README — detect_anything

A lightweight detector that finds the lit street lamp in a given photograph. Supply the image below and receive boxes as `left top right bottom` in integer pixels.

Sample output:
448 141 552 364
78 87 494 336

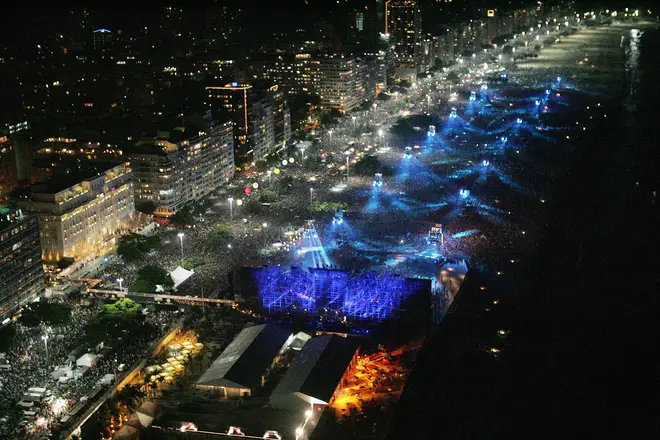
228 197 234 218
117 278 124 292
41 334 49 361
177 232 184 264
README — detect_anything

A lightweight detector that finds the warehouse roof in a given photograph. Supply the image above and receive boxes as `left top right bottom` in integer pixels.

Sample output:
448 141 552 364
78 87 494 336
196 324 290 390
271 335 359 405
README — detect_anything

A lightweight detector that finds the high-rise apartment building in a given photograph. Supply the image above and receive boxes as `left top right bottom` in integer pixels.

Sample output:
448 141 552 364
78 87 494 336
16 163 134 263
307 55 377 113
130 119 235 217
385 0 423 80
92 28 113 51
0 135 19 202
0 207 45 321
486 9 499 44
206 83 290 163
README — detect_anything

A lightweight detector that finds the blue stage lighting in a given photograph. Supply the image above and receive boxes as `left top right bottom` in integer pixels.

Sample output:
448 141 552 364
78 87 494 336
332 209 344 225
469 92 477 101
482 159 490 167
459 188 470 199
557 76 562 81
427 125 436 136
403 146 413 159
546 89 551 95
516 118 523 124
535 100 541 106
449 107 458 119
372 173 384 187
253 267 428 321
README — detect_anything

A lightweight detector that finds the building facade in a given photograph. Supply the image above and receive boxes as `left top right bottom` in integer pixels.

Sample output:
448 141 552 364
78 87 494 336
206 83 290 163
385 0 423 80
17 163 134 263
0 135 19 202
130 119 235 217
308 55 377 113
0 208 45 321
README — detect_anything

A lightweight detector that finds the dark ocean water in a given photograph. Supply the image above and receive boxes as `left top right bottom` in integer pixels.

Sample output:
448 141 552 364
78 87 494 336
386 24 660 440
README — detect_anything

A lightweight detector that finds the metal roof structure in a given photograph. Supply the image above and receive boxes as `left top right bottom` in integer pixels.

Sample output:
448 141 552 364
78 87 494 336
270 335 359 406
196 324 291 390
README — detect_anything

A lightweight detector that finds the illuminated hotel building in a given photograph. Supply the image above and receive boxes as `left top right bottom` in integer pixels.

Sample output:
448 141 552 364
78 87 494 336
385 0 423 80
130 119 235 217
0 207 45 321
16 163 134 263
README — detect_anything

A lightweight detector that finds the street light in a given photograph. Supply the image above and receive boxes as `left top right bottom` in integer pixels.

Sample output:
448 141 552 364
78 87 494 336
309 188 314 210
328 129 333 143
344 151 350 182
117 278 124 292
228 197 234 218
41 334 49 360
177 232 184 264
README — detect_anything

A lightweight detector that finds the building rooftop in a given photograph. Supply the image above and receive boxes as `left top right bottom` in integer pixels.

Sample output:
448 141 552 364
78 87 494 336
30 161 124 194
196 324 291 390
271 335 359 405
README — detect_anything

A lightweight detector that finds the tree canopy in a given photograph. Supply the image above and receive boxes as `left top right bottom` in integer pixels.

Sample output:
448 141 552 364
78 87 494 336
130 265 173 292
243 199 262 215
258 190 277 203
311 201 348 213
19 301 72 327
446 71 460 83
99 298 142 320
208 224 233 246
135 200 157 214
117 233 161 262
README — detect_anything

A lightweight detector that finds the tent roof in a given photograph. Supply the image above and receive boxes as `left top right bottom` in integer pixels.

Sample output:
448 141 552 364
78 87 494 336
170 266 194 289
113 425 139 440
271 335 359 404
196 324 290 390
136 401 162 418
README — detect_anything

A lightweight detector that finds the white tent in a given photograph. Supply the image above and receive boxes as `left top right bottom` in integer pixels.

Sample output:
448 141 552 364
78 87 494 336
169 266 194 290
76 353 98 368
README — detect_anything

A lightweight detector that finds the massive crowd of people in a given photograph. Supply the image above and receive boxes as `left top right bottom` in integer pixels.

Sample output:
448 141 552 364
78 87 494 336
0 300 181 438
0 19 618 440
